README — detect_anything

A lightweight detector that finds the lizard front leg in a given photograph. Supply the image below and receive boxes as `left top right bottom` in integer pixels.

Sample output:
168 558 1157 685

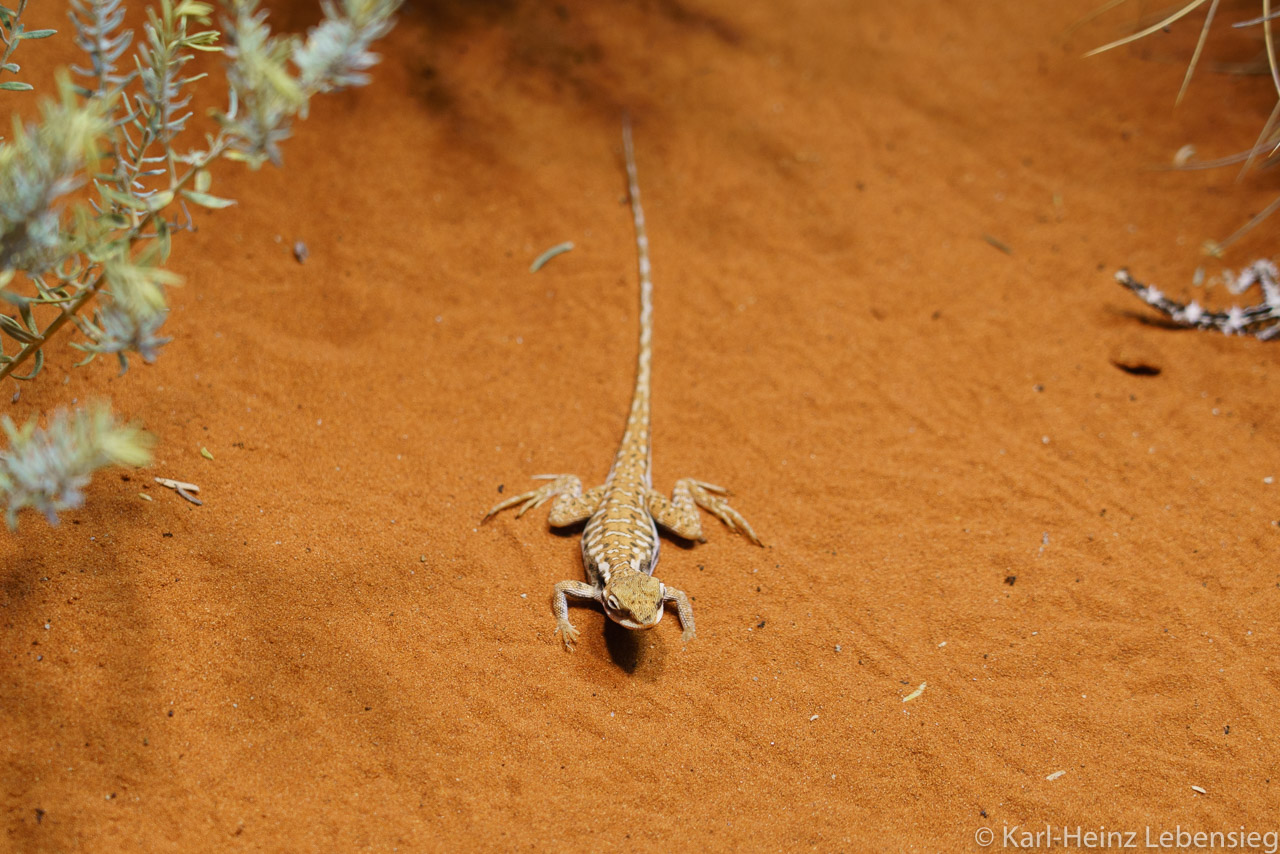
662 584 697 643
484 475 604 526
646 479 762 546
553 579 599 650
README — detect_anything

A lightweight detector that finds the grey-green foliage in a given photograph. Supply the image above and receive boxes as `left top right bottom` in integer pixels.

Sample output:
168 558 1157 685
295 0 397 95
0 87 110 275
0 0 58 93
69 0 133 95
0 0 402 526
0 403 153 528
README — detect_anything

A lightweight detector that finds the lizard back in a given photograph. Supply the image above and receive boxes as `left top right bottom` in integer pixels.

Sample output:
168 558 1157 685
580 122 661 586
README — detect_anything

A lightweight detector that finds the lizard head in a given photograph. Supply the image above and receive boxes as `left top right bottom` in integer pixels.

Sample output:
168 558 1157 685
602 570 665 630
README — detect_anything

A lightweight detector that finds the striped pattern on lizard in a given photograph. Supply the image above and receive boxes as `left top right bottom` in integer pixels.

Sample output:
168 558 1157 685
484 122 762 651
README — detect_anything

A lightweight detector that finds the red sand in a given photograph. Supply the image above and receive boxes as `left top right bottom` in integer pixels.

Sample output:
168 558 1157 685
4 0 1279 850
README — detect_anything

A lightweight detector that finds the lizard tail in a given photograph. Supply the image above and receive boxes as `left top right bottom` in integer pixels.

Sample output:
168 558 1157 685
620 119 654 477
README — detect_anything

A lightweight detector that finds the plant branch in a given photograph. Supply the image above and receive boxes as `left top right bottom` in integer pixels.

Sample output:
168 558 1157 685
0 142 221 382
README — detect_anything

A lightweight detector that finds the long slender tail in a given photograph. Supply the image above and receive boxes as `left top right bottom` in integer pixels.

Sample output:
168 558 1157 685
619 119 655 480
622 121 654 394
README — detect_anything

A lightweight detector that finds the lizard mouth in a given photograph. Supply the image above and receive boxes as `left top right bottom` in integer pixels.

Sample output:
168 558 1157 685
604 608 663 631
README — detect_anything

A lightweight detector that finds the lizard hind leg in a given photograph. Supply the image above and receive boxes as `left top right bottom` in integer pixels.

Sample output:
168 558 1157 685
483 475 603 525
547 483 605 526
647 478 762 546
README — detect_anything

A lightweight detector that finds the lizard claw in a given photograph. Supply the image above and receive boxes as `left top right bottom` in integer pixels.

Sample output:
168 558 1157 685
692 479 729 496
556 619 581 651
687 481 761 546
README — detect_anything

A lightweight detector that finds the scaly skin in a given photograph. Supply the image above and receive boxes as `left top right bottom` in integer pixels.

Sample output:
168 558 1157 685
485 122 761 650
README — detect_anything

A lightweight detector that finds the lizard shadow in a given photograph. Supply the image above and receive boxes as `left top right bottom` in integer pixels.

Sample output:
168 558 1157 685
1111 306 1197 331
602 620 674 681
549 524 586 541
603 619 645 674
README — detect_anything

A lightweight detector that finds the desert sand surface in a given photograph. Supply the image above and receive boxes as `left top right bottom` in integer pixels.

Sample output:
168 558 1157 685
3 0 1279 850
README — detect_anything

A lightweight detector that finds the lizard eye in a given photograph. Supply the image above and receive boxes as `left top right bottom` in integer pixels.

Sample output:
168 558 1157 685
607 595 620 610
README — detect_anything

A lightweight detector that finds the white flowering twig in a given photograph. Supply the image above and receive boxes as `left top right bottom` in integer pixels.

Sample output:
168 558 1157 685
1089 3 1280 335
1116 260 1280 340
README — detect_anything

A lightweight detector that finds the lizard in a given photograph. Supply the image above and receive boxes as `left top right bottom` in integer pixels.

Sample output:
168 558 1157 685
484 121 762 651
